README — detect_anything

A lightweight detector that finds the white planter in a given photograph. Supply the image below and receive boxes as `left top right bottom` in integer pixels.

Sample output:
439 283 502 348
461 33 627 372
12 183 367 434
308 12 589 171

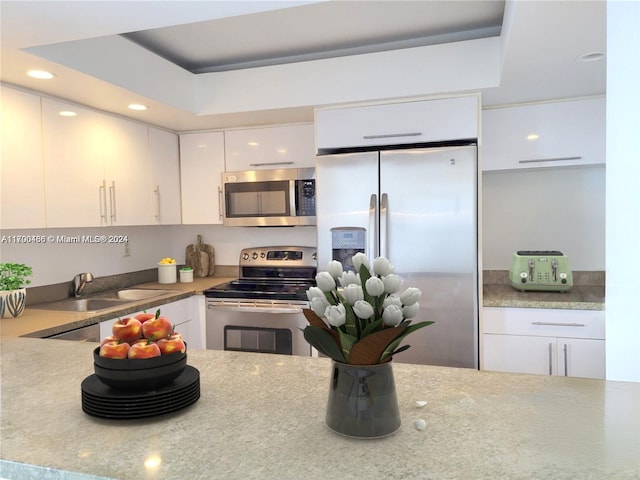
0 288 27 318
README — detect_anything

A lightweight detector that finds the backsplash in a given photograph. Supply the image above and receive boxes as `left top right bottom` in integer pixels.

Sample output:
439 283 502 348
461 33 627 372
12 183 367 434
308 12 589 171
0 224 316 288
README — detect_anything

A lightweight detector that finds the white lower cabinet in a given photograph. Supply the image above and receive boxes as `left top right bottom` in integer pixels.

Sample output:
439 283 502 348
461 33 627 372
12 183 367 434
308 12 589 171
100 296 205 350
482 307 605 379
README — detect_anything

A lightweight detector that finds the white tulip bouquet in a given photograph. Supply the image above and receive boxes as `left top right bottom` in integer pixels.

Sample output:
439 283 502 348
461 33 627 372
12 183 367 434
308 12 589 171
304 253 433 365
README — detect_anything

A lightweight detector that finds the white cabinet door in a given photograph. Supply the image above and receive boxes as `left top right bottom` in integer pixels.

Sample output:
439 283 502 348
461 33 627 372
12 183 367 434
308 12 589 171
1 86 46 229
557 337 606 379
149 128 181 225
482 98 605 171
43 98 152 227
224 124 315 170
42 98 107 227
103 116 151 226
316 96 479 150
483 334 556 375
179 131 225 224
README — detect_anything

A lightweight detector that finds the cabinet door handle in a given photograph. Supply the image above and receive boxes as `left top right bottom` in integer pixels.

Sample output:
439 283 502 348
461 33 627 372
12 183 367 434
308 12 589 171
368 194 378 261
108 181 117 222
248 161 294 167
563 343 568 377
154 185 160 220
518 156 582 164
99 181 107 223
548 342 553 375
532 322 585 327
380 193 388 259
218 186 223 221
363 132 422 140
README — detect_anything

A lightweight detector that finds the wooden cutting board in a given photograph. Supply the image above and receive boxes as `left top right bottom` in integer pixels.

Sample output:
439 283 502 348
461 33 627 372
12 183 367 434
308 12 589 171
185 235 215 277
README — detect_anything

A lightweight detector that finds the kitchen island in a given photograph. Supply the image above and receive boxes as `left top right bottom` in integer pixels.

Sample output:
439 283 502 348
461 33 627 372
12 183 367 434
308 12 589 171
1 337 638 479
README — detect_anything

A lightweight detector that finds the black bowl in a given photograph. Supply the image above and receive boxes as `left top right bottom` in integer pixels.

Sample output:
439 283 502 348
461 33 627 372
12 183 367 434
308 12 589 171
93 346 187 391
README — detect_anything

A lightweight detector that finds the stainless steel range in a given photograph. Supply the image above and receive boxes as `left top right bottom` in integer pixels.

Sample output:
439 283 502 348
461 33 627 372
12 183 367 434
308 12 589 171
204 246 317 356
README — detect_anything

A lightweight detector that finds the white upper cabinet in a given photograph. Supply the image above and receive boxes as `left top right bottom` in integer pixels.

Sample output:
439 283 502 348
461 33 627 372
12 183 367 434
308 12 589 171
42 98 151 227
1 86 46 229
224 124 315 171
315 95 479 150
149 128 181 225
179 131 225 225
481 97 605 171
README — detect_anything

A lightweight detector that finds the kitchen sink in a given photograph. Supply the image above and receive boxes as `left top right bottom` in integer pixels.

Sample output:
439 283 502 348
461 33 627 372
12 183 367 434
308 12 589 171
93 289 175 301
35 289 175 312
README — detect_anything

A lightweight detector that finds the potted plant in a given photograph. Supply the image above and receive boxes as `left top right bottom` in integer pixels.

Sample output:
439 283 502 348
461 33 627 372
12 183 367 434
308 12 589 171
0 263 32 318
303 253 433 438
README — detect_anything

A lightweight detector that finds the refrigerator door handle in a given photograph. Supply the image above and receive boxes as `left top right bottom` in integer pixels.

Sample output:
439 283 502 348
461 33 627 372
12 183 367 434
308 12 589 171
369 194 378 261
380 193 388 259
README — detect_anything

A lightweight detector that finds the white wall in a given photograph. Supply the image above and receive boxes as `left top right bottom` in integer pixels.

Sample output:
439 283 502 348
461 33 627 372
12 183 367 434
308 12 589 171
605 0 640 383
0 225 316 287
482 165 605 271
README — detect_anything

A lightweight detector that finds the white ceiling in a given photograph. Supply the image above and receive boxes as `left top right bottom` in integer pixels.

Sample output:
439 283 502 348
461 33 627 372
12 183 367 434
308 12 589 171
0 0 606 132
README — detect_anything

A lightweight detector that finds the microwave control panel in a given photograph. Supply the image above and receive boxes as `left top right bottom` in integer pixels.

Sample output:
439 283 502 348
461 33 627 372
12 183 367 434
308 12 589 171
295 179 316 216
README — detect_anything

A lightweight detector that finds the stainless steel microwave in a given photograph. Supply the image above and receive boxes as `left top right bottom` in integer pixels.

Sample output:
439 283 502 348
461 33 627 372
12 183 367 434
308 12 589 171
222 168 316 227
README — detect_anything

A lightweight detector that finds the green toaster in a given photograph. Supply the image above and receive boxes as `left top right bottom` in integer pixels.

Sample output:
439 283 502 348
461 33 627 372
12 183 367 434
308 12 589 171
508 251 573 292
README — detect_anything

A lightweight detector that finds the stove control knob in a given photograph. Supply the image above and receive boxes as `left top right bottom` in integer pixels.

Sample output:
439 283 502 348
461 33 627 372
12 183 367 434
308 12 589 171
242 253 250 261
252 252 259 259
261 252 266 258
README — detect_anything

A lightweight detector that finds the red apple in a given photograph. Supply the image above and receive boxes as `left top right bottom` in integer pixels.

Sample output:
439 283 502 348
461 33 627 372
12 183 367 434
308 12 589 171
134 312 155 324
157 333 186 355
112 317 142 342
128 338 161 359
141 315 172 340
99 340 130 359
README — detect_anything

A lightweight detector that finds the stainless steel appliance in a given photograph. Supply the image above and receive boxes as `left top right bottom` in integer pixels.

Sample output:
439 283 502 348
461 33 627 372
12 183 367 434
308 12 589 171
222 168 316 227
316 144 479 368
205 246 316 356
509 250 573 292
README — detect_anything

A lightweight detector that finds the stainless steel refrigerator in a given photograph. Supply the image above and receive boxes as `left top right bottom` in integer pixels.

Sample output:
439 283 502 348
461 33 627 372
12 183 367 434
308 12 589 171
316 144 478 368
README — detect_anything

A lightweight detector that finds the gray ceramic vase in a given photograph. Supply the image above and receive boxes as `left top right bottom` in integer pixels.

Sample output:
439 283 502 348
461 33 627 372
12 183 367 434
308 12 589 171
325 360 401 438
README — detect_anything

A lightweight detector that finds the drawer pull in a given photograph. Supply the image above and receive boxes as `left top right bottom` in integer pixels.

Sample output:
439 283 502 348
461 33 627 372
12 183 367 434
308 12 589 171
532 322 585 327
518 156 582 164
363 132 422 140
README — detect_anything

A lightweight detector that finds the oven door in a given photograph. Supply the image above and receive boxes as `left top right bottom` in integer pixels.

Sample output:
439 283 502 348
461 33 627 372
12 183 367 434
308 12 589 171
205 299 311 356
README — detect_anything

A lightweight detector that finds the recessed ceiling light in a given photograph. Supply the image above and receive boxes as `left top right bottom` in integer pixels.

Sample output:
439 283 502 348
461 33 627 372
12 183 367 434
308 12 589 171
27 70 55 79
527 134 539 141
58 111 77 117
247 141 259 147
128 103 147 111
578 52 605 62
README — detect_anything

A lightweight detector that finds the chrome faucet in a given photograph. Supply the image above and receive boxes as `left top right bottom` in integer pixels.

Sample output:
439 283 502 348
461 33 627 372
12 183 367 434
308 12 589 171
73 272 94 297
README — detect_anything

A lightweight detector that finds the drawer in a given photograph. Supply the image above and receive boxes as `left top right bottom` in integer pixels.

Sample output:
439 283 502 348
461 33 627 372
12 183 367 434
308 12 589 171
482 307 605 339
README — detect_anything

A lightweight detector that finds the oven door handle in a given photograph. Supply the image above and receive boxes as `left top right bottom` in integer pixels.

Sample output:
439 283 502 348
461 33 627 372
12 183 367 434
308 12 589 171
207 304 305 314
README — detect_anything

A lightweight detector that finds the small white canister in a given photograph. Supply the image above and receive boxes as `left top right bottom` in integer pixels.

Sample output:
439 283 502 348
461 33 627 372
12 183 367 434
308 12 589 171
179 267 194 283
158 263 177 284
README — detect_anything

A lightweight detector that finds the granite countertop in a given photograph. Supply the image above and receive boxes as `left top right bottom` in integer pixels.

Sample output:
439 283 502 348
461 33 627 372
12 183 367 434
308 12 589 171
1 337 639 480
483 270 605 310
0 276 235 339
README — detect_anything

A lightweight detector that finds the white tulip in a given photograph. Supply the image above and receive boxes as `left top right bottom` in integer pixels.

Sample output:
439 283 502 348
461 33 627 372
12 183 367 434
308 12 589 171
353 300 375 320
383 295 402 309
325 304 346 327
338 271 359 287
327 260 344 279
315 271 336 292
352 252 370 273
343 284 364 305
310 296 330 317
382 274 403 294
365 276 385 297
306 286 324 302
403 302 420 319
400 287 422 306
382 304 404 326
372 257 394 276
